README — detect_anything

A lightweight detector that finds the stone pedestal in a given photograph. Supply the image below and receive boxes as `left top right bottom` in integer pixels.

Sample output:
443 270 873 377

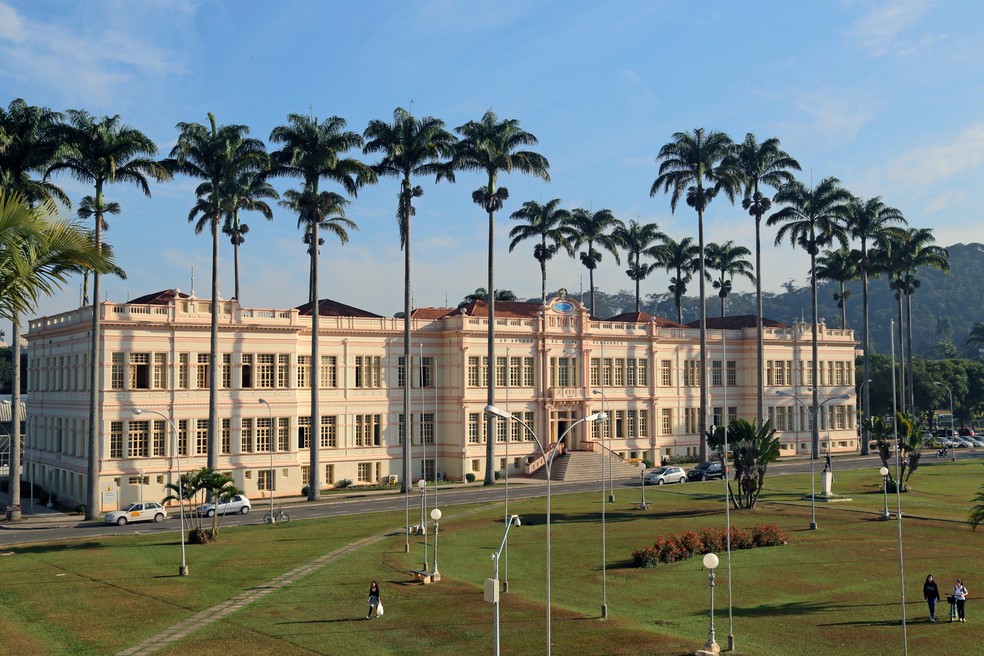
821 471 833 497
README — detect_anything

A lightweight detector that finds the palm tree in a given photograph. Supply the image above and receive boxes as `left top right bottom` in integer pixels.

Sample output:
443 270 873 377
566 208 622 316
50 111 169 520
844 195 905 454
0 99 69 208
814 248 859 329
726 133 800 427
612 219 666 313
167 113 265 471
768 177 851 459
658 236 700 323
508 199 573 304
270 114 374 500
704 240 754 317
364 107 456 494
74 195 120 304
452 110 549 486
966 323 984 352
463 288 518 303
221 167 278 302
886 227 950 413
651 128 737 463
970 483 984 530
0 193 117 519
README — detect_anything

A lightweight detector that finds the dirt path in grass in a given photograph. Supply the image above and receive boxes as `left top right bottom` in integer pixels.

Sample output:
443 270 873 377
116 531 391 656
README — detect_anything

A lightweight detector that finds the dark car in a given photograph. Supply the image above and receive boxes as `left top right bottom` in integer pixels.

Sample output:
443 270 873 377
687 461 725 481
959 427 976 437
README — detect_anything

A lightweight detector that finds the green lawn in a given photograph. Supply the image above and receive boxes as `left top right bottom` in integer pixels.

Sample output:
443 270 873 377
2 459 981 655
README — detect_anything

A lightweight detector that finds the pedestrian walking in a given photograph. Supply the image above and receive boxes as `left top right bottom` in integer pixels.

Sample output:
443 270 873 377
366 580 382 619
923 574 941 622
953 579 968 622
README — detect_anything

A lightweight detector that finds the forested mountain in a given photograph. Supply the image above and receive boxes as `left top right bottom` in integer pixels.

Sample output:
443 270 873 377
562 242 983 359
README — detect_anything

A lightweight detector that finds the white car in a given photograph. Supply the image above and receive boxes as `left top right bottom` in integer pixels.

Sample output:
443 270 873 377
197 494 251 517
643 466 687 485
105 502 167 525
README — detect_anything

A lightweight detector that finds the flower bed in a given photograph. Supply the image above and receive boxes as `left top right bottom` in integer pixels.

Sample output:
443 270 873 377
631 523 786 568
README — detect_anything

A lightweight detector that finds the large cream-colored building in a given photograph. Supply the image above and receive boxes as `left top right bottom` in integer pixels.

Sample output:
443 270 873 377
24 290 858 511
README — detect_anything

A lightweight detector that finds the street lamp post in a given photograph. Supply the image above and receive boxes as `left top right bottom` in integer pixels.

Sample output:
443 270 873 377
776 391 850 530
697 552 720 656
430 507 442 576
418 478 428 570
933 382 956 462
133 407 188 576
258 399 275 524
879 466 891 520
485 405 606 656
489 514 521 656
638 462 647 509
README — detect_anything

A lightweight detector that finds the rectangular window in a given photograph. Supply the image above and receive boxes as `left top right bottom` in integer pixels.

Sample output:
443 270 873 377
508 357 521 387
496 416 508 442
712 361 723 386
128 420 149 457
495 357 507 387
197 354 209 388
467 356 480 387
550 357 578 387
590 358 600 386
257 354 275 388
153 353 167 389
638 409 649 437
241 418 254 453
660 409 672 436
178 353 190 389
241 354 254 388
326 464 335 486
712 407 723 427
301 465 309 487
684 361 700 387
727 361 737 386
257 417 272 452
196 420 208 455
685 407 699 434
152 420 166 457
355 415 379 447
468 413 482 444
420 413 434 444
419 356 434 387
613 358 625 386
222 354 231 389
398 356 406 388
129 353 151 389
602 358 612 386
625 358 636 387
472 459 481 472
321 355 337 388
177 420 188 456
321 416 337 448
728 406 738 424
111 353 125 389
110 421 124 458
258 469 272 491
221 418 231 454
278 417 290 451
661 360 672 387
297 356 311 388
357 462 373 483
614 410 625 438
523 357 535 387
278 354 290 388
298 417 311 449
354 356 381 388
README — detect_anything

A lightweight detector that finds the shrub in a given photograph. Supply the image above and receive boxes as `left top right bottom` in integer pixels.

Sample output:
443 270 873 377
494 470 501 480
728 525 753 550
698 527 727 553
75 504 86 516
335 479 352 489
465 473 476 483
300 485 309 497
678 530 705 555
751 523 786 547
632 545 661 568
188 528 217 544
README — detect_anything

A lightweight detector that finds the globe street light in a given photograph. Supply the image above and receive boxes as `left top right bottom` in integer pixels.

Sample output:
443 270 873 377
430 507 442 577
488 514 521 656
485 405 607 656
697 552 720 656
879 466 891 520
133 407 188 576
776 391 850 530
257 398 276 524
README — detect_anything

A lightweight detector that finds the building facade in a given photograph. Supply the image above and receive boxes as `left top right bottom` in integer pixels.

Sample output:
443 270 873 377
24 290 858 511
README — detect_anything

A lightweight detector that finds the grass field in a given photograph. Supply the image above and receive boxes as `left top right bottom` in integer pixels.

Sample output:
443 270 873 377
1 459 981 655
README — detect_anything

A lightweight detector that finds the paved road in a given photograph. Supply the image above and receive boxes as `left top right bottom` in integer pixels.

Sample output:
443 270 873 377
2 449 979 548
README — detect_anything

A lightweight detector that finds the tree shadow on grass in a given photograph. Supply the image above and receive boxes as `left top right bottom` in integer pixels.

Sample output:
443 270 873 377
517 507 722 527
276 617 366 625
3 540 104 555
728 599 913 619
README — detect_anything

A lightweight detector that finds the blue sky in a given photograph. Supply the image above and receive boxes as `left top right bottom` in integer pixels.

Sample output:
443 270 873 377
2 0 982 328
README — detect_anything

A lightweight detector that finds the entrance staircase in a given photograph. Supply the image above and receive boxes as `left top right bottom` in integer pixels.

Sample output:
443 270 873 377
530 450 643 483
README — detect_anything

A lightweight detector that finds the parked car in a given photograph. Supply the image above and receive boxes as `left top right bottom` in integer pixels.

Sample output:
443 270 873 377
959 427 977 437
643 466 687 485
964 436 984 447
686 461 725 481
197 494 251 517
951 437 973 448
104 502 167 525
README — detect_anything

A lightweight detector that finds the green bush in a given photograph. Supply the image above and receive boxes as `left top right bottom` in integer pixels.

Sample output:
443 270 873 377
465 473 476 483
336 479 352 489
300 485 309 497
632 523 786 567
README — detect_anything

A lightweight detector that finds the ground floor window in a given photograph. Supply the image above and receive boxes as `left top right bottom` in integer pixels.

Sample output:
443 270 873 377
358 462 373 483
471 459 480 472
258 469 272 491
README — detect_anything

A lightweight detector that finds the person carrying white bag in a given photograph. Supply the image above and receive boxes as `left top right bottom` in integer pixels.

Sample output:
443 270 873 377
366 580 383 619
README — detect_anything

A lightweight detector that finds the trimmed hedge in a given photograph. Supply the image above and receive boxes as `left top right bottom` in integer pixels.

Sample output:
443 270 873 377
632 524 786 568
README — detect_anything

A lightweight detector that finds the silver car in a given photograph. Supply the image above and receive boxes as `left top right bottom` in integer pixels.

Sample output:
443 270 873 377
105 502 167 525
197 494 251 517
643 466 687 485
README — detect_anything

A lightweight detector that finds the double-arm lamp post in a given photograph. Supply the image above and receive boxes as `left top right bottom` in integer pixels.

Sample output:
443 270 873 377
775 391 850 530
484 405 607 656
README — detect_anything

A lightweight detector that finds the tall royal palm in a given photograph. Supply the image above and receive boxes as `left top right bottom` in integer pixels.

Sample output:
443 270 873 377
613 219 666 313
768 177 851 459
726 133 800 425
364 107 455 494
221 166 278 302
844 195 905 454
270 114 374 500
652 129 736 463
74 196 119 304
52 111 169 520
452 110 549 485
705 240 754 317
0 193 117 520
566 208 622 316
168 113 265 470
658 236 700 324
508 199 573 304
814 248 859 330
887 227 950 413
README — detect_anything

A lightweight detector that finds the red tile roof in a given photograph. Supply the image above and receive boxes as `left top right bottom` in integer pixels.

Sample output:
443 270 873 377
456 300 541 318
128 289 192 305
295 298 383 318
686 314 790 329
604 311 688 328
410 307 457 320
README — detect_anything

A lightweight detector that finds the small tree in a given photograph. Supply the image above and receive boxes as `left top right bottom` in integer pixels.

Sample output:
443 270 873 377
867 415 895 481
706 419 780 509
165 467 241 543
970 482 984 530
897 412 929 489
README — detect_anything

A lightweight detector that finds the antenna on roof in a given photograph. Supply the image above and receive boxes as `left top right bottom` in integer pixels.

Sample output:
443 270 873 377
190 266 195 297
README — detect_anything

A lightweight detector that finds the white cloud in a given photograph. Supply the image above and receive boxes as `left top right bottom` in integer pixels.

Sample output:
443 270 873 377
846 0 936 57
885 123 984 190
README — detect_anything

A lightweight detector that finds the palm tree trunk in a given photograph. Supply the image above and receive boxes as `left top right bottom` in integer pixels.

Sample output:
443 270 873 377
589 260 596 317
755 213 764 426
635 270 641 314
905 291 915 414
810 250 820 460
207 213 220 471
85 200 104 520
309 219 321 501
861 266 871 456
839 283 847 329
540 255 547 306
82 271 90 306
8 315 22 520
233 225 241 301
896 292 906 413
697 209 708 463
485 181 496 486
402 188 412 495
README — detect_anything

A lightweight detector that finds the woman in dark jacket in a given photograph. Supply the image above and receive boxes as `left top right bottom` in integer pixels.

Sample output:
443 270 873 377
924 574 941 622
366 580 381 619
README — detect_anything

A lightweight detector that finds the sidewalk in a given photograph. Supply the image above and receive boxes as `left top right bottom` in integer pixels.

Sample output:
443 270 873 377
0 489 87 530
